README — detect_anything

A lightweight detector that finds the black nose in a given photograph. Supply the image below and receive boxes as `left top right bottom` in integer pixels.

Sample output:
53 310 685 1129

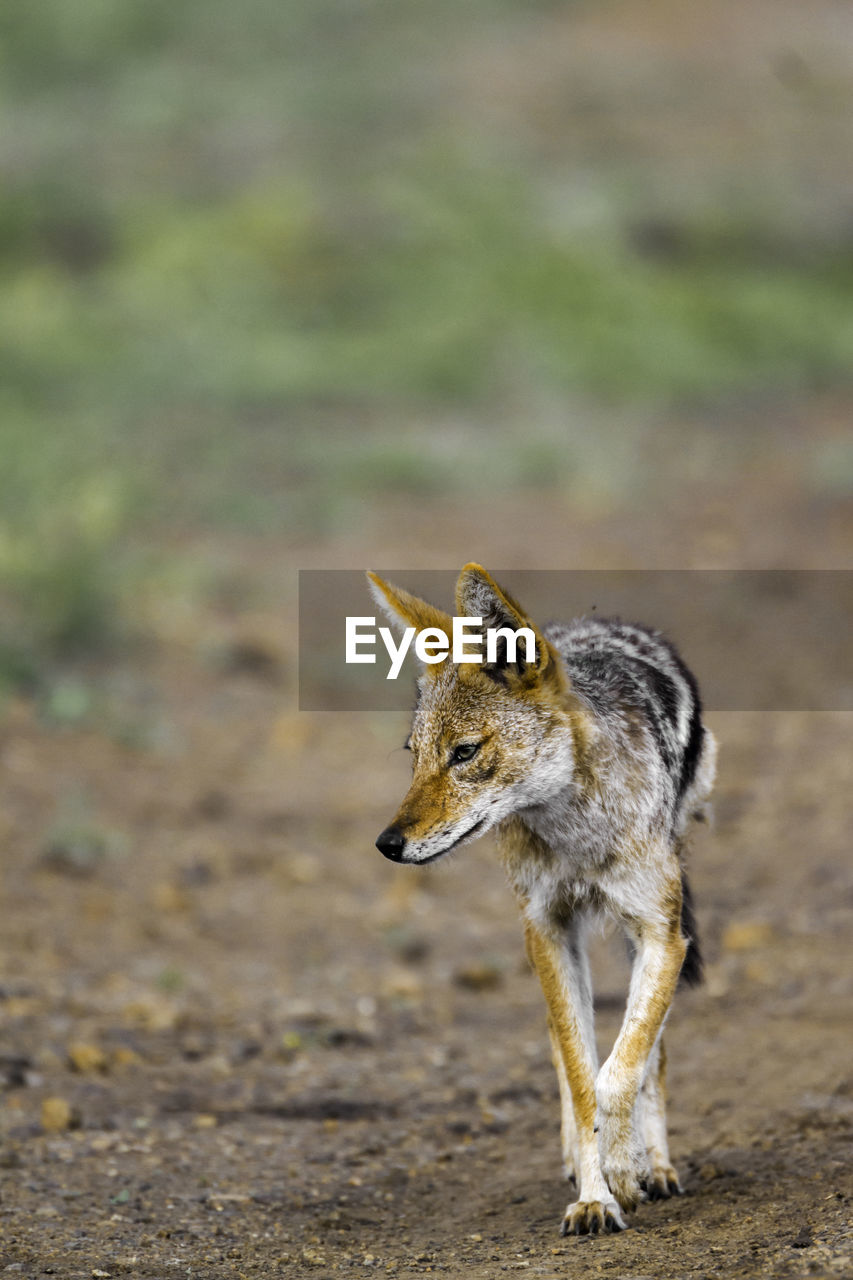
376 826 407 862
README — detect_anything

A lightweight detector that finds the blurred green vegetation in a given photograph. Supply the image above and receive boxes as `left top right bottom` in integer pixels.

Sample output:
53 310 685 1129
1 0 852 690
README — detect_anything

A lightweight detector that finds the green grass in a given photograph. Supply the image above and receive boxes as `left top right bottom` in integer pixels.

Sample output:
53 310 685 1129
1 0 852 686
5 165 852 418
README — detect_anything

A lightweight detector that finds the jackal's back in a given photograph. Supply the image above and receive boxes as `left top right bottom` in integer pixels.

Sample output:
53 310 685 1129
545 616 710 819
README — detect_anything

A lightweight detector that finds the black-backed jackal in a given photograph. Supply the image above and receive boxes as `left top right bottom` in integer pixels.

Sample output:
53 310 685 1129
369 564 716 1236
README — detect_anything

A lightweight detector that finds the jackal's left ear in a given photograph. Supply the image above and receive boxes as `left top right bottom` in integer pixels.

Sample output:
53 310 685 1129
366 572 452 641
455 563 563 689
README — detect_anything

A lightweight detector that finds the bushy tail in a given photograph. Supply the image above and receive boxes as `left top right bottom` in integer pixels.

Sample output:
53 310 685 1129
678 869 703 987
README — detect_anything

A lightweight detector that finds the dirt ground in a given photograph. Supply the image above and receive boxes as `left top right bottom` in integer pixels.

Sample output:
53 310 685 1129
0 475 851 1280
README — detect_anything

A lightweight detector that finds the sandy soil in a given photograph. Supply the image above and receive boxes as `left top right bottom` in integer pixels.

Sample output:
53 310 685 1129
0 488 851 1279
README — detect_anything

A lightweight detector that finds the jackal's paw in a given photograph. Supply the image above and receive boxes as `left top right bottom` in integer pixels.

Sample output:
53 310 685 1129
643 1165 682 1201
601 1163 646 1214
560 1199 626 1236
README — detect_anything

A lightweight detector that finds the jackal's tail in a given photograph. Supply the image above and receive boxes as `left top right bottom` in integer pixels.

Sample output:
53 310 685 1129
678 869 703 988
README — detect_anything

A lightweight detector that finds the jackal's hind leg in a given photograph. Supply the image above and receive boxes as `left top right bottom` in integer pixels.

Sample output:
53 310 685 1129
639 1037 682 1200
548 1023 578 1184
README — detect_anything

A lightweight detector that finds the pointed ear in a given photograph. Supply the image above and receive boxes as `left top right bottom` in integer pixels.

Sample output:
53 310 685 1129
455 563 563 690
455 563 530 632
366 572 452 641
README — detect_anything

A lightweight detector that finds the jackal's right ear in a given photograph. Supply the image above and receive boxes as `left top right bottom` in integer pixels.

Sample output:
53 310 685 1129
366 572 452 640
455 563 564 691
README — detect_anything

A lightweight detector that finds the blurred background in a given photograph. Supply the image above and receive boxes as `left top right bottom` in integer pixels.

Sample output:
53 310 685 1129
1 2 851 1275
2 0 852 701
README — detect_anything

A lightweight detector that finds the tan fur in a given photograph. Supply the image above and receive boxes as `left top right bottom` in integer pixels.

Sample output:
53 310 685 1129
366 573 452 657
525 922 598 1140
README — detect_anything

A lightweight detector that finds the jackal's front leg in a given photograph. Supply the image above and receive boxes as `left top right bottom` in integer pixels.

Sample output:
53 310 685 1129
525 922 626 1235
595 911 687 1214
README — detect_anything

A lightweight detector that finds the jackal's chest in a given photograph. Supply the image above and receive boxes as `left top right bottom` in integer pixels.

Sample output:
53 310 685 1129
518 793 619 861
497 800 619 907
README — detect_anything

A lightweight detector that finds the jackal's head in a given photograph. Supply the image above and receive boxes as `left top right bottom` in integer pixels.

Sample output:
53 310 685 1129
369 564 578 865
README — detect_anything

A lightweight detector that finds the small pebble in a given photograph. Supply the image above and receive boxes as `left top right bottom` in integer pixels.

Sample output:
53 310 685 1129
721 921 774 952
41 1097 73 1133
453 963 503 991
68 1042 108 1074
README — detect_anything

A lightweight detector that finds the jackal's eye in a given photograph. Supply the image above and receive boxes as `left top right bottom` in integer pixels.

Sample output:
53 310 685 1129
450 742 480 765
